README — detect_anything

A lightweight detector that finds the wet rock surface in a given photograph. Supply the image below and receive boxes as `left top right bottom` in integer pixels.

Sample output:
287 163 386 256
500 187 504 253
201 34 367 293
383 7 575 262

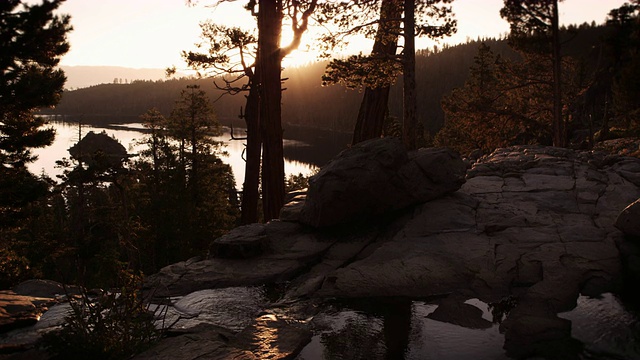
4 145 640 359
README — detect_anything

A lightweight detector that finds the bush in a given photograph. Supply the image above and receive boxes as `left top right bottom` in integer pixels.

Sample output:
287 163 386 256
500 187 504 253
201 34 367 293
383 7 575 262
43 270 165 359
0 248 32 289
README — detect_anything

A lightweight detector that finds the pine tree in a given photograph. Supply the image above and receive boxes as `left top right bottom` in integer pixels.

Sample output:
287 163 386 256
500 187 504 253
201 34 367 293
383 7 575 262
0 0 71 236
319 0 456 148
438 43 517 154
500 0 564 146
607 1 640 132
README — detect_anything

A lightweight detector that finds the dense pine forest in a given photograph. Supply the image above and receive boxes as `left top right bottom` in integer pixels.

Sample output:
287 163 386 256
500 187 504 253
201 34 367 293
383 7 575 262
43 22 607 136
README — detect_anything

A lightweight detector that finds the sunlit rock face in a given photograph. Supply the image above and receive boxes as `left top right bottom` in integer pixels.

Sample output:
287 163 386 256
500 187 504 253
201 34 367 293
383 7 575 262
296 137 467 227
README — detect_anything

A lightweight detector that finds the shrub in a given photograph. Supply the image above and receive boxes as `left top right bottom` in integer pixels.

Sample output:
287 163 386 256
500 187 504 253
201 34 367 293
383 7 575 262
43 270 165 359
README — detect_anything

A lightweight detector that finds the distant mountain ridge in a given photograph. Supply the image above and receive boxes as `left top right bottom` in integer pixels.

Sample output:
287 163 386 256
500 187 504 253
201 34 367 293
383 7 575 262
61 66 179 89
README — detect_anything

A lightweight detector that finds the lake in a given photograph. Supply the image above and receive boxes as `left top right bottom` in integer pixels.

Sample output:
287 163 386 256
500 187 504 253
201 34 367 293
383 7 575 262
30 119 351 188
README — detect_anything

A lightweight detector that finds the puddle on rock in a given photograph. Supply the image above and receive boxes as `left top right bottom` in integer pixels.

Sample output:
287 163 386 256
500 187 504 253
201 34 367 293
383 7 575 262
559 293 640 359
297 299 508 360
297 294 640 360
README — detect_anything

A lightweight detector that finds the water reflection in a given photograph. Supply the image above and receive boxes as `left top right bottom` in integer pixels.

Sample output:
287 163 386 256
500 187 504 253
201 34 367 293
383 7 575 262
297 294 640 360
559 293 640 359
297 299 510 360
29 121 341 188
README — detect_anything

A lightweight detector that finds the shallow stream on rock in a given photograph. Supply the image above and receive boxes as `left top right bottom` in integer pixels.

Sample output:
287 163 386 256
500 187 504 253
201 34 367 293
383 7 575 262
296 294 640 360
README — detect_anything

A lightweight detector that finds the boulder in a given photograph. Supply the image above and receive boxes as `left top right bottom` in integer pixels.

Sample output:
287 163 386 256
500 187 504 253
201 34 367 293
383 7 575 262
297 138 467 227
12 279 65 298
133 324 249 360
317 146 639 305
616 198 640 238
210 224 269 259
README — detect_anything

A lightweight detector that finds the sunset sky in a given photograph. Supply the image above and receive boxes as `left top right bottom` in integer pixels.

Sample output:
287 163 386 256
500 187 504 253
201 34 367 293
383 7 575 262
48 0 628 70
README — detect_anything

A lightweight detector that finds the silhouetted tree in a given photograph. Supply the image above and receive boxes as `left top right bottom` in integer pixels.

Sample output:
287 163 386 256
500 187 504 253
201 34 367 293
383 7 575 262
0 0 70 166
438 43 515 154
168 85 221 203
320 0 456 148
606 1 640 132
184 0 317 221
321 0 402 145
255 0 318 221
181 23 263 224
129 99 238 271
0 0 71 283
501 0 564 146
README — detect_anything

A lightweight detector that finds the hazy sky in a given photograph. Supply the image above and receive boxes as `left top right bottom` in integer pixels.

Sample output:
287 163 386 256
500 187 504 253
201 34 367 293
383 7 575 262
50 0 627 69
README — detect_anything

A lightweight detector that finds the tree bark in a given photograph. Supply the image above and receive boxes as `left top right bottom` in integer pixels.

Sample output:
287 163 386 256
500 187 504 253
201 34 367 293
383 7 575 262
353 87 392 144
551 0 564 147
240 75 262 224
258 0 285 221
352 0 402 146
402 0 417 150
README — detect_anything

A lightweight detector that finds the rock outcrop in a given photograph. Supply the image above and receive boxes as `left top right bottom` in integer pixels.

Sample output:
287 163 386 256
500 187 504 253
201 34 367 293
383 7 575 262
4 144 640 360
291 138 467 227
140 145 640 358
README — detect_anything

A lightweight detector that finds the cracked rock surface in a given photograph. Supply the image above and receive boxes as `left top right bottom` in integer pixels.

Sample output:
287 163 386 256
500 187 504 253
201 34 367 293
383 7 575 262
134 145 640 358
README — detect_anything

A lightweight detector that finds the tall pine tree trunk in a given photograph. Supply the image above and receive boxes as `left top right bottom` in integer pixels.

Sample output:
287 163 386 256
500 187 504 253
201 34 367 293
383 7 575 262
402 0 417 150
258 0 285 221
352 0 402 145
353 87 392 144
551 0 564 147
240 75 262 224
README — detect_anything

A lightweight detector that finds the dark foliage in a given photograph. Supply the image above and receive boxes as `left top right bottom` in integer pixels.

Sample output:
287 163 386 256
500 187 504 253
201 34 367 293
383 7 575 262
1 0 71 287
43 271 163 360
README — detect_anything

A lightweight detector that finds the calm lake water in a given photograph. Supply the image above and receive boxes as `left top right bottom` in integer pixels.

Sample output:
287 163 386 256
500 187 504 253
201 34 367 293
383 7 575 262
30 120 348 187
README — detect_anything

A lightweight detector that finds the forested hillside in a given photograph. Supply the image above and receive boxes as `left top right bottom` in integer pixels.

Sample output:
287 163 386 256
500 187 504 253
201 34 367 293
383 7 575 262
42 23 606 135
